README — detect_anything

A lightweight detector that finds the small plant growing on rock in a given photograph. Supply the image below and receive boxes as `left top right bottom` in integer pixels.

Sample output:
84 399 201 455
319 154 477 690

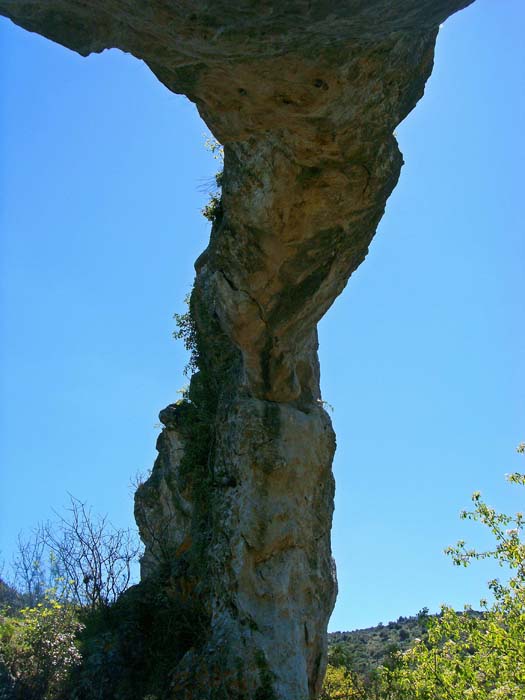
201 135 223 223
173 293 199 376
201 193 222 222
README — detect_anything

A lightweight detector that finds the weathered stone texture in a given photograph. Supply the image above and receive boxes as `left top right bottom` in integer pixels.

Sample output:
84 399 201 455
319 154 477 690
0 1 476 697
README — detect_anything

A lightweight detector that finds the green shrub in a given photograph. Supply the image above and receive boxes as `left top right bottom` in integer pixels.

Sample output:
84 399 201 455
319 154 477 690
379 450 525 699
0 595 83 700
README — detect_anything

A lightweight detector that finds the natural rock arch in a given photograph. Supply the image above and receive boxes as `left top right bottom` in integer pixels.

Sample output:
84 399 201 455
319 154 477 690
0 2 476 698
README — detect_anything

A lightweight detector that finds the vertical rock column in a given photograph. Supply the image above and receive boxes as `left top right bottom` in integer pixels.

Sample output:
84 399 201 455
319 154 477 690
135 71 422 692
135 150 340 697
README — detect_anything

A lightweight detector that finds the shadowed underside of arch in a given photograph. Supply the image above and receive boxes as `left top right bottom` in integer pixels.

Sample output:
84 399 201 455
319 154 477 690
0 1 475 697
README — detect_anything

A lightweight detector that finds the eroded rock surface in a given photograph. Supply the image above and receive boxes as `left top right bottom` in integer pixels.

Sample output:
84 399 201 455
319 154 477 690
0 1 475 697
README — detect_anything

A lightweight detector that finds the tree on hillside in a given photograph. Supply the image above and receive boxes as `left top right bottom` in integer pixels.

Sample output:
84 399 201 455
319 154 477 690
322 443 525 700
379 443 525 699
11 497 140 609
1 498 142 700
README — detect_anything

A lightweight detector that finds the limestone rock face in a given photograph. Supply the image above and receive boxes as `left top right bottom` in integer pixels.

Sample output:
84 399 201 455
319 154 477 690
1 1 476 697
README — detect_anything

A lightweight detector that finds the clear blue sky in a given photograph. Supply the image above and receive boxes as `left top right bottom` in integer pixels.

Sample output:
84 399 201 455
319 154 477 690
0 0 523 632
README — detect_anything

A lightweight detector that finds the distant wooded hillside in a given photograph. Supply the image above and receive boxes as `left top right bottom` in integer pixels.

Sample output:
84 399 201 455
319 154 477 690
328 613 429 675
